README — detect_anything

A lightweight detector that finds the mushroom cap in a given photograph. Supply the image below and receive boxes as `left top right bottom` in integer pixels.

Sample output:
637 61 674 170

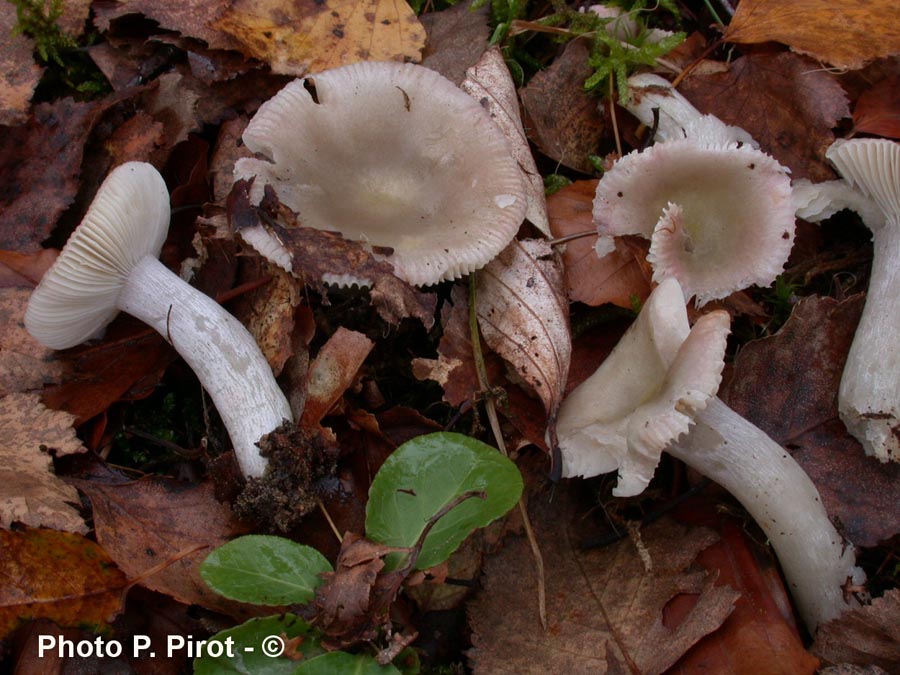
593 137 795 304
826 138 900 226
234 61 527 286
25 162 170 349
556 277 730 495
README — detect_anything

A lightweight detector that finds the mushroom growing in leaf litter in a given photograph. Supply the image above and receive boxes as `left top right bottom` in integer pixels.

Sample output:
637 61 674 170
25 162 292 478
793 138 899 462
234 61 527 286
593 73 795 305
556 277 864 631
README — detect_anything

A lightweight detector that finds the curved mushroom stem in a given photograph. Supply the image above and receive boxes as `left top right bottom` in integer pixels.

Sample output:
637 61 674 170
839 218 900 460
668 397 864 631
119 256 292 478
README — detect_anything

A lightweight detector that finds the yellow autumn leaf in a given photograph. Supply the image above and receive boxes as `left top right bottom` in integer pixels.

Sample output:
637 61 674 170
213 0 427 76
724 0 900 70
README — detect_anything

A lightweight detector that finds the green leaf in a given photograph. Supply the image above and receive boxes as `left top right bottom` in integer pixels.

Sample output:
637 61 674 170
293 651 401 675
194 615 322 675
365 432 523 570
201 535 333 605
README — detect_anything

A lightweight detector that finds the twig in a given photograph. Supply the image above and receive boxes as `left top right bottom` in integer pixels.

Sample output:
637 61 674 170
468 273 548 630
317 497 343 544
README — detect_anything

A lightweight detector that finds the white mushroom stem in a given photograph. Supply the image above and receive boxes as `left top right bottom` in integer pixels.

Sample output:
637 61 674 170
119 256 292 478
668 397 864 630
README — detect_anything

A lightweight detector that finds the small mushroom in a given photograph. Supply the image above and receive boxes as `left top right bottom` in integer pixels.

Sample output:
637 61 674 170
557 277 863 631
235 61 527 286
791 138 899 461
25 162 292 478
593 74 795 305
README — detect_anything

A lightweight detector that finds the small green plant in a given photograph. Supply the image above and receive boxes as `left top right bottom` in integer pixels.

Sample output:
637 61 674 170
544 173 572 195
196 432 523 674
11 0 109 97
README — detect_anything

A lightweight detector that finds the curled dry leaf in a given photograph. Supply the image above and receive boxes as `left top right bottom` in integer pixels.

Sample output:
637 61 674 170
301 327 374 427
813 590 900 672
724 0 900 71
0 393 88 534
547 180 651 308
461 48 549 236
213 0 427 75
475 239 570 437
421 0 490 85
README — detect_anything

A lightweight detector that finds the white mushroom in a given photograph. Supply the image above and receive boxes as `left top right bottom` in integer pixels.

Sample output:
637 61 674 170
791 138 899 461
234 61 527 286
25 162 292 478
593 74 795 305
557 276 863 631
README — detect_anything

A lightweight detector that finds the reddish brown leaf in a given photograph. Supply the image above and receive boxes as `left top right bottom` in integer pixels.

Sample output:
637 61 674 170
679 52 850 181
724 0 900 71
670 498 820 675
722 295 900 547
0 529 127 640
853 75 900 139
76 478 260 619
547 180 651 308
813 590 900 671
301 327 374 427
520 38 606 174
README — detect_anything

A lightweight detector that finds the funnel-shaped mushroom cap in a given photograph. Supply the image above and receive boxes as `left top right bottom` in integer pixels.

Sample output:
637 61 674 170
25 162 170 349
557 277 730 495
593 137 794 304
826 138 900 225
235 61 527 286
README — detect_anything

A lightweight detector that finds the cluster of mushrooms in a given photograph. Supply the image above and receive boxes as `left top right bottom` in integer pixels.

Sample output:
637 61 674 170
25 62 897 634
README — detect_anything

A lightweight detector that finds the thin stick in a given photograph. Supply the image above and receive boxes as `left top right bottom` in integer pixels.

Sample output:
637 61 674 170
609 75 623 158
468 273 548 630
317 497 343 543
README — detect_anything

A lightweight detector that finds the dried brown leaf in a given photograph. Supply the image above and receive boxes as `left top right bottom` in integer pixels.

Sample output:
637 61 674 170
0 529 126 640
76 478 259 618
476 239 570 429
421 0 490 85
853 75 900 139
0 393 88 533
547 180 651 308
0 2 43 126
461 48 549 236
813 590 900 671
213 0 426 76
240 263 302 376
301 327 374 427
0 288 65 397
722 295 900 547
520 38 605 174
679 52 849 181
724 0 900 71
467 490 738 675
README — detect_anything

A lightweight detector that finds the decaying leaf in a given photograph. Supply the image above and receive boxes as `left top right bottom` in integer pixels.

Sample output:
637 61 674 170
476 239 570 435
76 479 259 618
421 0 490 85
813 590 900 672
0 2 43 126
301 327 374 427
722 295 900 547
853 75 900 139
724 0 900 71
213 0 427 75
229 181 437 329
546 180 651 308
519 38 605 174
0 529 127 640
0 288 65 397
461 48 549 236
240 262 302 376
0 393 88 534
467 489 738 675
679 52 850 181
